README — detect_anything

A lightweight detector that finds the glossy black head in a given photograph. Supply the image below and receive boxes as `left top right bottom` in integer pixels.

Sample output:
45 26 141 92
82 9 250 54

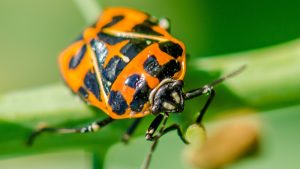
150 79 184 115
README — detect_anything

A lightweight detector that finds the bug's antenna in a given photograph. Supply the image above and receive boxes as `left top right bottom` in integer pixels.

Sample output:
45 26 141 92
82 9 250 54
209 64 246 87
184 65 246 100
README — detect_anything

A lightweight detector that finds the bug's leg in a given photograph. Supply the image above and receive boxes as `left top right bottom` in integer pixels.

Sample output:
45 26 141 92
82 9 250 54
145 114 164 141
122 118 143 143
161 123 189 144
195 88 215 123
184 65 246 121
185 85 216 124
143 113 169 169
27 117 114 146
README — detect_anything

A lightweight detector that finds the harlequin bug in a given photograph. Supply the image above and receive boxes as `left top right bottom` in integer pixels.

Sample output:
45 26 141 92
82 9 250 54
28 7 245 169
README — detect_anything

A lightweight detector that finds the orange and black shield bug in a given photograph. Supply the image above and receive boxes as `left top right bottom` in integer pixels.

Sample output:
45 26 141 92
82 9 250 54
28 7 245 169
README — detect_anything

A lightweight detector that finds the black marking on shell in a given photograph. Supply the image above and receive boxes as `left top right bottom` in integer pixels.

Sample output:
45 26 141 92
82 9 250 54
132 24 162 36
159 41 183 58
156 60 181 80
98 32 127 45
125 74 141 89
103 15 125 28
142 18 158 26
143 55 161 77
102 56 127 83
69 44 87 69
84 70 101 100
144 55 181 81
78 87 88 100
90 39 111 95
120 39 151 60
108 91 128 115
130 80 150 112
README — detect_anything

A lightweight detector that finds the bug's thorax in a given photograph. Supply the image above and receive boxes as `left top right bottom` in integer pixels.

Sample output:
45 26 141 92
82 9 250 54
149 78 184 115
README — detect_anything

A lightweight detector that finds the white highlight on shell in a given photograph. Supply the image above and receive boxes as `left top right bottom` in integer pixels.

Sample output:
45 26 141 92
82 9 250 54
92 39 108 64
123 56 130 63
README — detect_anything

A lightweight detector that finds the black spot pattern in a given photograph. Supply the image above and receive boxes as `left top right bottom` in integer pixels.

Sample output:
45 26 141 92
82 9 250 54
78 87 88 99
120 39 151 60
108 91 128 115
69 44 87 69
142 18 157 26
103 15 124 28
130 80 151 112
156 60 181 80
132 24 162 36
102 56 127 83
84 71 101 100
98 32 126 45
143 55 161 76
125 74 141 88
159 41 183 59
144 55 181 81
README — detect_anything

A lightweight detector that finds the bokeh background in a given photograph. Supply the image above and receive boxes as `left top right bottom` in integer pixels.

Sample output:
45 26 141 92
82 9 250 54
2 0 300 94
0 0 299 169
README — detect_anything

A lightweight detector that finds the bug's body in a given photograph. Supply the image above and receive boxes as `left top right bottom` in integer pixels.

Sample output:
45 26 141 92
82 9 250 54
29 7 244 169
59 8 186 119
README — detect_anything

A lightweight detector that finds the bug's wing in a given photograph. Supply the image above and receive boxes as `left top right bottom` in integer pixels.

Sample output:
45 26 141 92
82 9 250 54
58 38 109 114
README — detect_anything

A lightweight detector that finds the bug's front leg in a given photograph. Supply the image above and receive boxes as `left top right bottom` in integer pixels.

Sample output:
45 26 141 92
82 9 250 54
184 85 216 124
27 117 114 146
145 114 164 141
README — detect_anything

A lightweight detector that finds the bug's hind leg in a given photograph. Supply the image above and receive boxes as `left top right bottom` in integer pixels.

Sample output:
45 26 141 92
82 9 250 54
121 118 143 144
27 117 114 146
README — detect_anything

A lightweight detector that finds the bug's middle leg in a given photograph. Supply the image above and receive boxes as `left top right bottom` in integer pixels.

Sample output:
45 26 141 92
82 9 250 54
122 118 143 143
27 117 114 146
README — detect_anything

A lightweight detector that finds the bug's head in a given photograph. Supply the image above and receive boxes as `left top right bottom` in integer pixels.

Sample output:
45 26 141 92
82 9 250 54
149 79 184 115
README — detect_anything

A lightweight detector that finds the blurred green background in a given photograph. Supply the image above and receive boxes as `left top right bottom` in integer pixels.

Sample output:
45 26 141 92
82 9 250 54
2 0 300 94
0 0 300 169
